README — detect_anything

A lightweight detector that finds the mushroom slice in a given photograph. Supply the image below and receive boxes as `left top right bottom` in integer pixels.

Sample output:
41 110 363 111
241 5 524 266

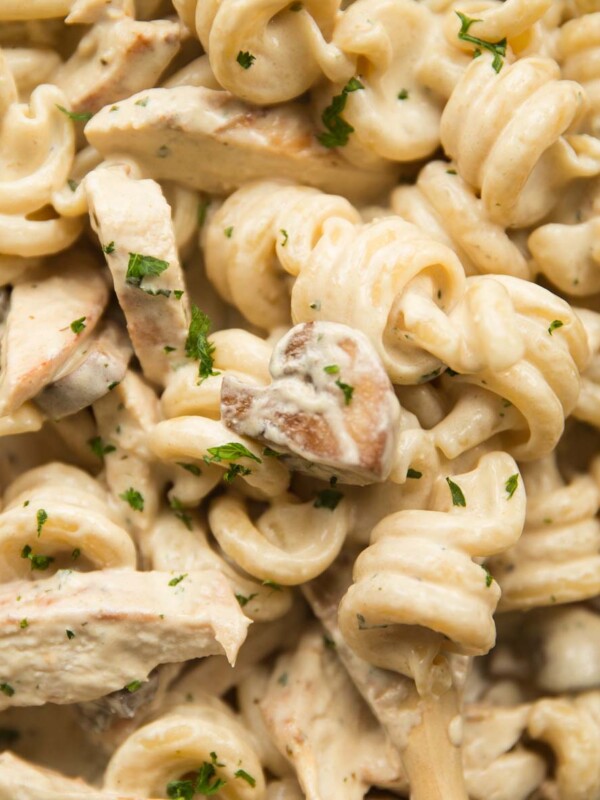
221 321 401 485
0 253 109 416
0 568 249 709
260 626 406 799
34 322 132 419
84 87 400 205
54 14 181 115
85 165 189 386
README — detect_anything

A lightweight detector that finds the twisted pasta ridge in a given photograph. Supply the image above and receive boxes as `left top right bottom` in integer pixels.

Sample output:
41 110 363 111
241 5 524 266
560 12 600 137
441 53 600 227
462 703 547 800
527 693 600 800
204 180 360 331
0 462 136 581
208 489 355 585
490 455 600 610
574 308 600 429
391 160 531 279
179 0 351 105
104 693 266 798
338 451 525 694
0 50 82 257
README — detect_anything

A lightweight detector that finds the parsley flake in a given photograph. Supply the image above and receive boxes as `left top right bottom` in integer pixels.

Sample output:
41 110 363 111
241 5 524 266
56 104 93 122
102 240 115 254
66 629 75 640
456 11 507 73
119 487 144 512
135 96 149 107
0 683 14 697
406 468 422 479
235 592 258 607
19 619 28 629
323 364 340 374
223 463 252 483
125 253 169 287
88 436 116 459
125 680 142 693
280 228 289 246
67 178 78 192
21 544 54 571
548 319 564 335
335 379 354 405
263 446 283 458
166 781 194 800
318 77 364 148
224 225 234 238
36 509 48 536
398 88 409 100
235 770 256 788
236 50 256 69
176 462 201 476
169 573 188 587
446 477 466 507
482 565 494 588
505 473 519 499
262 579 283 591
185 305 220 383
72 548 81 560
205 443 261 464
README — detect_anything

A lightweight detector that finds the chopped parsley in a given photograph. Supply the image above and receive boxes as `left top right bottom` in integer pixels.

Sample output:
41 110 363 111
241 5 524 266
482 565 494 588
169 497 192 530
548 319 564 335
69 316 86 334
280 228 289 246
318 77 364 148
446 169 457 175
125 253 169 287
174 290 184 300
309 300 321 310
168 573 187 587
21 544 54 571
36 509 48 536
236 50 256 69
235 592 258 607
323 364 340 374
88 436 116 459
176 462 201 476
19 619 28 629
224 464 252 482
505 473 519 499
72 548 81 560
224 226 234 238
0 683 14 697
108 381 120 391
398 88 409 100
102 241 115 254
205 443 261 464
446 477 466 507
185 305 220 383
164 345 176 353
166 780 194 800
125 680 142 693
262 579 283 591
67 179 78 192
66 629 75 640
313 488 343 510
235 770 256 788
323 634 336 649
456 11 507 73
263 446 283 458
168 760 227 797
56 104 93 122
406 468 422 479
335 379 354 405
135 96 149 107
119 487 144 512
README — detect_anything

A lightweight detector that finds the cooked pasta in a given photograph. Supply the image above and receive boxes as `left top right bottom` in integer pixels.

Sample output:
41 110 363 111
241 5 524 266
1 0 600 797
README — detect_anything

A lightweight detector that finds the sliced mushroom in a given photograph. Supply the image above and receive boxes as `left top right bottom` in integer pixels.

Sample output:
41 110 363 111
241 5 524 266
84 87 400 205
0 253 109 416
34 322 132 419
221 321 401 485
0 568 250 709
54 13 181 115
85 164 189 386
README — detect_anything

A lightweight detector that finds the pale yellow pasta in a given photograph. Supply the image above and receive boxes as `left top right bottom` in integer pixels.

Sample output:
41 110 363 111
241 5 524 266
338 451 525 694
103 695 266 799
490 455 600 610
0 463 136 581
560 12 600 136
441 53 600 227
208 489 354 585
574 308 600 429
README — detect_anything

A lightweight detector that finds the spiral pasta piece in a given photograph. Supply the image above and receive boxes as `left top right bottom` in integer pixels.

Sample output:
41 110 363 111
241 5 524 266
0 463 136 581
338 451 525 693
441 53 600 227
560 12 600 136
185 0 351 105
490 455 600 610
208 489 354 585
527 694 600 800
0 51 81 257
104 694 266 799
391 160 531 279
574 308 600 429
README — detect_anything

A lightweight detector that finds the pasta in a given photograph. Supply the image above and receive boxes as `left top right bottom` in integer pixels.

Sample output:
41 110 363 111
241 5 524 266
1 1 599 798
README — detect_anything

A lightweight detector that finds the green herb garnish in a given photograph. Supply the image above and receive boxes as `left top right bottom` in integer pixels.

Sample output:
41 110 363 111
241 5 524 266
119 487 144 512
456 11 507 73
446 477 466 507
318 77 364 148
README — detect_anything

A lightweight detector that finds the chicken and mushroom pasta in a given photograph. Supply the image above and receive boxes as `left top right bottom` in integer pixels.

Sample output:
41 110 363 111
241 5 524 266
0 1 599 799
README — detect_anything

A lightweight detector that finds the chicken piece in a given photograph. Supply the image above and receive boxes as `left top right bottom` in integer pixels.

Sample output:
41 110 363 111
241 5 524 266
34 323 131 420
221 322 400 485
260 626 406 800
0 752 141 800
0 568 249 709
84 87 400 205
0 254 109 416
85 165 189 386
54 13 180 115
